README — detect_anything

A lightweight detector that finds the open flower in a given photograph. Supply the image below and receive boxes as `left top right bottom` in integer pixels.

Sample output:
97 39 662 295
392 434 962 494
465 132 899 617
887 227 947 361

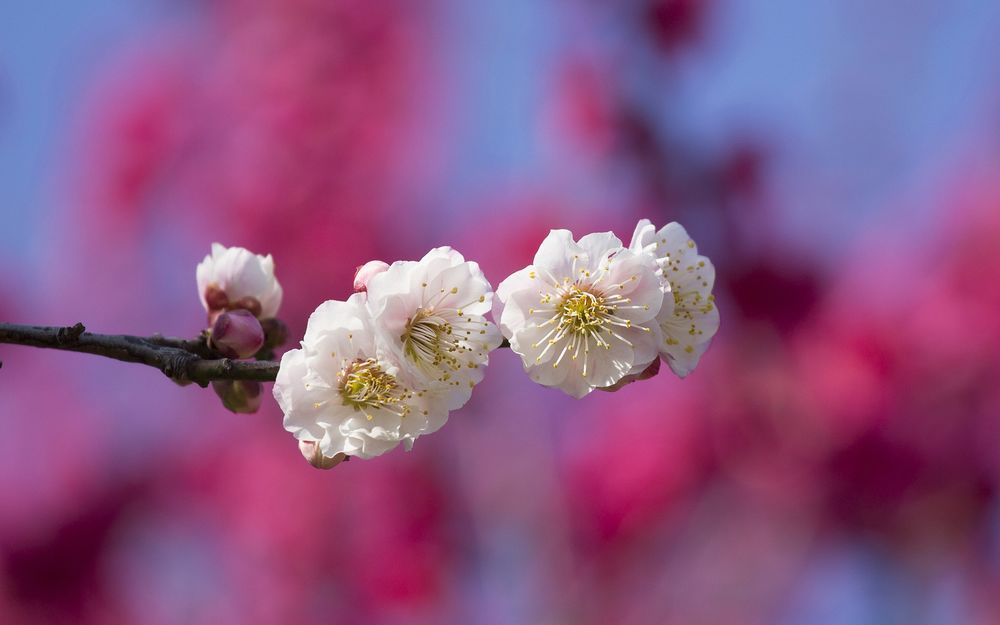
273 293 449 461
365 247 502 409
196 243 283 320
630 219 719 377
495 230 664 398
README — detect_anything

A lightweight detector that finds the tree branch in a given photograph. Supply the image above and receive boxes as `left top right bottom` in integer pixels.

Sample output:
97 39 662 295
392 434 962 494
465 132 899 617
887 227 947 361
0 322 278 386
0 322 512 388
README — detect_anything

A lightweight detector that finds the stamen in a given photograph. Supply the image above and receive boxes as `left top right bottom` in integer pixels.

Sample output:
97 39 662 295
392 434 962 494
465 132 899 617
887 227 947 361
402 308 481 380
339 358 410 417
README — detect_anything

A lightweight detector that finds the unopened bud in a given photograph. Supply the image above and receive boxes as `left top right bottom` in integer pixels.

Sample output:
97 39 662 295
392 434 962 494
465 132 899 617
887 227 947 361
209 309 265 359
353 260 390 292
207 309 224 327
299 440 346 470
212 379 263 413
260 318 288 349
600 358 661 392
204 284 230 312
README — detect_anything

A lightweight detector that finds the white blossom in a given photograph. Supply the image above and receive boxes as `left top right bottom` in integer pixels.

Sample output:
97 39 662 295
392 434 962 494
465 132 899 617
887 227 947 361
365 247 502 410
273 293 449 460
630 219 719 377
196 243 283 319
495 230 664 398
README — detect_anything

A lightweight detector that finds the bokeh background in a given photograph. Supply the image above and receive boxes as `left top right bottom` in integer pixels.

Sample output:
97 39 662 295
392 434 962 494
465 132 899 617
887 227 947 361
3 1 1000 623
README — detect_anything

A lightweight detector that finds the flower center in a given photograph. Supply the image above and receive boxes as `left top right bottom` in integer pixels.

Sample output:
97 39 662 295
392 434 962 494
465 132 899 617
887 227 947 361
340 358 409 418
402 309 466 379
557 288 612 337
531 283 647 373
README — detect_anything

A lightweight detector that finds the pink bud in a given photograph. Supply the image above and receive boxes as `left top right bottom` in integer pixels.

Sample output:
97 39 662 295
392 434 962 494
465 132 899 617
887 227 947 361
353 260 390 292
207 309 225 327
212 380 263 413
299 440 346 470
209 309 265 359
599 357 661 392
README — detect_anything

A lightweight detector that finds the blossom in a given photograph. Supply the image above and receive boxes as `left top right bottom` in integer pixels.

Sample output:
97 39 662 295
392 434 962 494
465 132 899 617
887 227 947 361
365 247 502 409
195 243 283 319
495 230 664 398
273 293 449 460
630 219 719 377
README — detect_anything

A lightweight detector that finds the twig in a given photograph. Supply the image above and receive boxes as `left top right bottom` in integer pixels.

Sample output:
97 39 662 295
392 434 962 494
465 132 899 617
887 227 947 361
0 322 513 388
0 322 277 386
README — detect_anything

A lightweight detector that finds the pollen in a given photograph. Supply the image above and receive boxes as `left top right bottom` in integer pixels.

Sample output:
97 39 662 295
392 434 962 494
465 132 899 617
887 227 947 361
339 358 410 416
557 287 611 337
402 308 479 379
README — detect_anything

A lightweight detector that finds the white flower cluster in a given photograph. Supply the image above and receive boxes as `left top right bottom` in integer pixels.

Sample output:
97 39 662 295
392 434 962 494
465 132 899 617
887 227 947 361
495 219 719 397
273 248 502 462
250 219 718 466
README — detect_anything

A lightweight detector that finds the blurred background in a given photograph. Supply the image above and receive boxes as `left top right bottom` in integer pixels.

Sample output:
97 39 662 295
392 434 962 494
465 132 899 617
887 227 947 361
2 0 1000 623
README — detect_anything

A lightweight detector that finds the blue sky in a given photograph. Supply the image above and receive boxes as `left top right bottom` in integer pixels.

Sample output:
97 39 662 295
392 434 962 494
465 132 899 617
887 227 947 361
3 0 1000 267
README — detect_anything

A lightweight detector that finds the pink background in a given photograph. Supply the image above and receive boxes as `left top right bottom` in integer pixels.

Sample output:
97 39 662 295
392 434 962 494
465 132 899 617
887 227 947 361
2 1 1000 623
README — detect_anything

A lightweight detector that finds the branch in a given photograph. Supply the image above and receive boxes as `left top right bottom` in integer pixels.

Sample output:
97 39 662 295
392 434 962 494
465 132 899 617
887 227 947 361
0 322 512 388
0 322 278 386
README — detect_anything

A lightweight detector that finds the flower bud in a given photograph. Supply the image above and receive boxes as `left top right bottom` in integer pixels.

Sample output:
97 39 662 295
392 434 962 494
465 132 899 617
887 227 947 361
599 358 661 392
207 309 225 327
353 260 390 292
212 379 263 413
197 244 283 319
260 318 288 349
209 309 265 359
299 440 346 470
